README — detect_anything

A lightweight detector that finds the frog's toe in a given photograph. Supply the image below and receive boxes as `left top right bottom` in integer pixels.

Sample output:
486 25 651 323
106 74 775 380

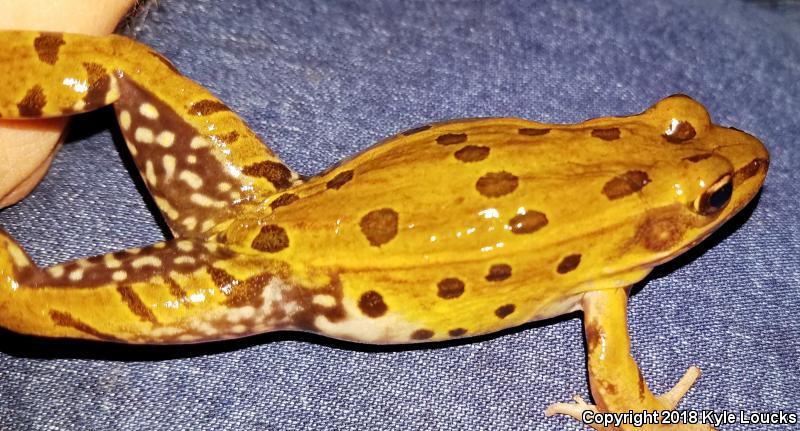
545 394 597 421
657 365 702 409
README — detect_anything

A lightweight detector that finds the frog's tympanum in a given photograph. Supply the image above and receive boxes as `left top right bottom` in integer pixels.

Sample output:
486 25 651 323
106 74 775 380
0 31 768 430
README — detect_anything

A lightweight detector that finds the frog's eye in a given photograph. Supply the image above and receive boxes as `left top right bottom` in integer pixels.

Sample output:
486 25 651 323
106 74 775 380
693 175 732 215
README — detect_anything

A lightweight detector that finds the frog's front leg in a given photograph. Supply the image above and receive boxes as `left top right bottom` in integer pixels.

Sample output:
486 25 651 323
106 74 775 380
546 288 715 431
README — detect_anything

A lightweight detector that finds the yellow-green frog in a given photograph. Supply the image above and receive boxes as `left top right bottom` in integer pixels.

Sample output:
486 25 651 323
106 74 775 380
0 31 768 430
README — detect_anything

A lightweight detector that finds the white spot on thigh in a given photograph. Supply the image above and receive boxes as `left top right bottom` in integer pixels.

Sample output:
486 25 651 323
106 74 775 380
46 266 65 277
190 136 210 149
201 220 216 232
68 269 84 282
154 197 179 220
163 155 176 180
126 141 138 156
187 155 197 164
226 306 256 323
105 76 120 104
119 110 131 130
139 103 159 119
190 193 217 207
112 270 128 281
231 324 247 334
179 170 203 189
8 246 30 268
135 127 154 144
145 160 157 186
150 326 183 337
156 131 175 148
217 182 232 192
312 294 337 308
176 241 194 252
182 217 198 230
104 254 122 269
131 256 162 268
174 256 195 265
153 242 167 249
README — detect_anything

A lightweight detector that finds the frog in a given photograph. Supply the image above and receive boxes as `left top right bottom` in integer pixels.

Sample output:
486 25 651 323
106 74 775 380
0 31 769 430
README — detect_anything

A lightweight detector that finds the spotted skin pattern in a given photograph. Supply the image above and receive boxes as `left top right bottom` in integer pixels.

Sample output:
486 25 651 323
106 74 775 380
0 31 770 430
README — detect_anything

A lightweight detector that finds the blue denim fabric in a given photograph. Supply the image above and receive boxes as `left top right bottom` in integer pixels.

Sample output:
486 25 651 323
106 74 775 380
1 1 798 430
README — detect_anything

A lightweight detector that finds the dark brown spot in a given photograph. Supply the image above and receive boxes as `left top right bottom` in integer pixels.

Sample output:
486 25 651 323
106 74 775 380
251 225 290 253
518 127 550 136
585 320 601 352
166 278 190 304
485 264 512 282
476 171 518 197
637 369 647 399
326 170 354 190
448 328 467 337
602 381 619 395
358 290 387 317
591 128 621 140
270 193 299 210
454 145 490 163
557 254 581 274
508 211 548 234
82 62 111 109
208 267 238 289
437 278 465 299
684 153 713 163
242 161 293 190
189 99 230 116
636 212 685 252
402 124 431 135
149 50 180 73
117 285 158 324
33 32 65 65
663 121 696 143
411 329 434 340
212 130 239 144
359 208 399 247
495 304 515 319
436 133 468 145
17 85 46 117
223 273 271 307
734 157 768 185
49 310 121 341
602 170 651 200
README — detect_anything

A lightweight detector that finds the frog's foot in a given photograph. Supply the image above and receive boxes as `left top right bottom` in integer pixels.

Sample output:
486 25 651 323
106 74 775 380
545 394 597 421
658 366 701 409
544 367 702 419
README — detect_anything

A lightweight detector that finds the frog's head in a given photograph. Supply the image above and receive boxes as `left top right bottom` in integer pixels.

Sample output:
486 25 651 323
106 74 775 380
628 94 769 261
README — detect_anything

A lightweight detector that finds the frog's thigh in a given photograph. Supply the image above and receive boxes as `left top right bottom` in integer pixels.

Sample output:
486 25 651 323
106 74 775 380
548 288 713 431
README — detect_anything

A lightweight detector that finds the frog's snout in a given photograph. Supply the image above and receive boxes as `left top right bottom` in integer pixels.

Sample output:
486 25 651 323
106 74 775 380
706 126 769 217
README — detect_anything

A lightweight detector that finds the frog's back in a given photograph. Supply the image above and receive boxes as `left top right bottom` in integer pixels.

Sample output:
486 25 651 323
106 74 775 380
218 95 768 344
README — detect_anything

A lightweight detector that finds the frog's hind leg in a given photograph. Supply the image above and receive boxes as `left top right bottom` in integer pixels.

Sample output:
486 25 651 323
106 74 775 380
545 288 715 431
0 227 303 343
0 30 302 237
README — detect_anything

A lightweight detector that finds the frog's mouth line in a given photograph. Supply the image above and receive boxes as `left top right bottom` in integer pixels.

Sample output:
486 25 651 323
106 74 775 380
645 169 766 270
